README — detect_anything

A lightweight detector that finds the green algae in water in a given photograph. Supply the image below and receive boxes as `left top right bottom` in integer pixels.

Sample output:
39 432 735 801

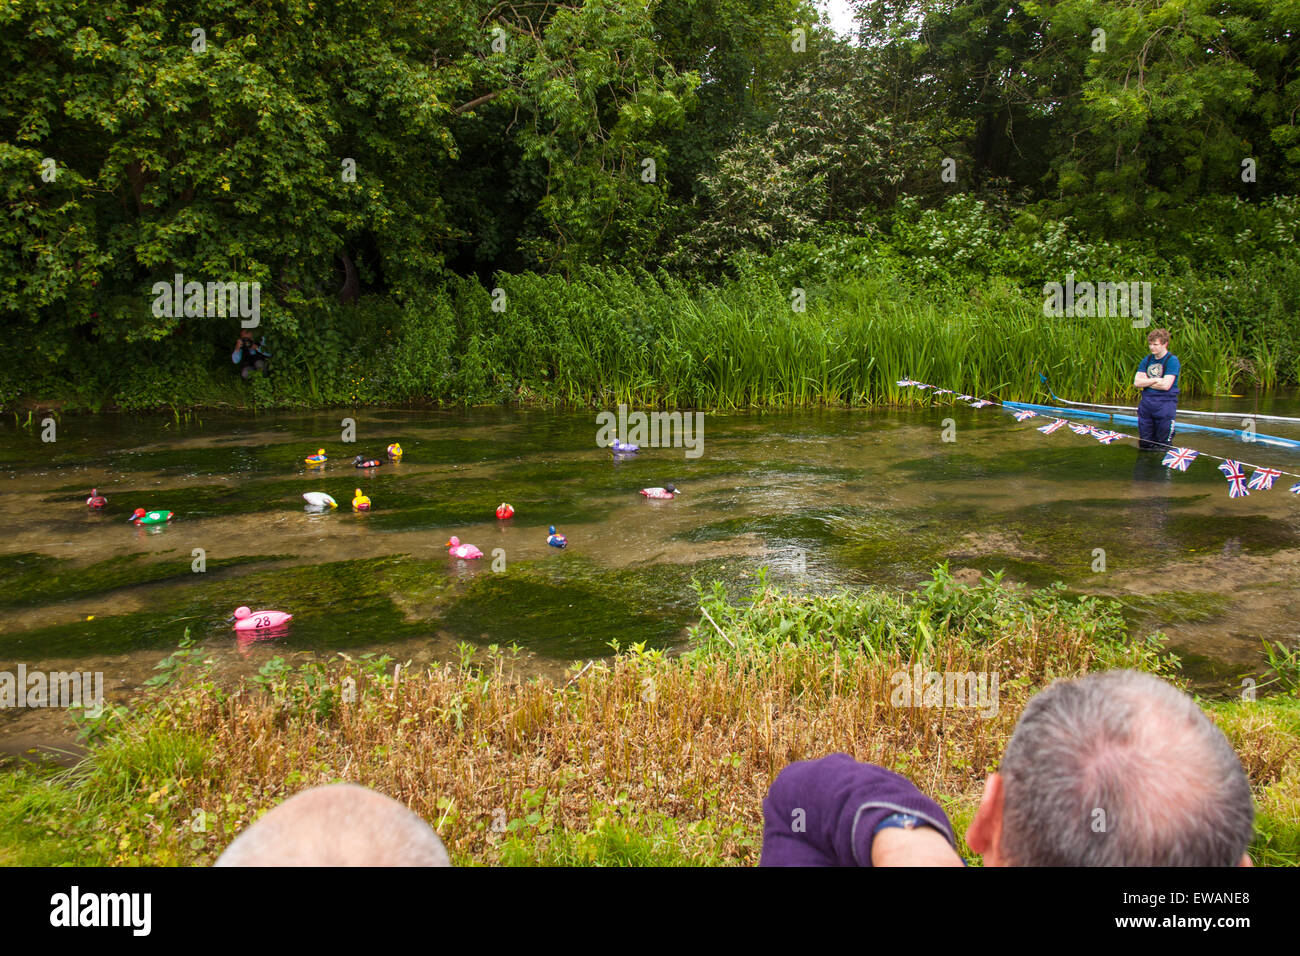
495 454 748 492
6 406 1298 670
831 496 1300 593
1116 590 1235 626
0 556 445 657
1166 513 1299 553
41 479 372 519
360 479 600 532
440 556 742 658
891 441 1101 482
0 551 744 661
0 551 289 610
674 509 868 547
957 556 1063 589
1165 648 1266 697
675 504 1024 588
440 575 680 658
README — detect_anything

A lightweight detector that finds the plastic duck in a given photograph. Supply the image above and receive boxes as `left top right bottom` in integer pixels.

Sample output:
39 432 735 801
639 484 680 500
303 492 337 509
610 440 639 454
353 454 384 469
547 525 567 549
230 606 293 631
305 448 328 465
128 508 173 525
496 502 515 520
446 536 483 559
86 488 108 510
352 488 371 511
387 443 403 460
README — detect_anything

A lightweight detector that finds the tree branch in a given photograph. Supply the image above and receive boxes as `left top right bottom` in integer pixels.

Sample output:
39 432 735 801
454 91 502 114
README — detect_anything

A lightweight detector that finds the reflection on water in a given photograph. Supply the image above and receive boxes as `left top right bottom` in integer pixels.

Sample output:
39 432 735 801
1132 450 1175 486
1 401 1298 746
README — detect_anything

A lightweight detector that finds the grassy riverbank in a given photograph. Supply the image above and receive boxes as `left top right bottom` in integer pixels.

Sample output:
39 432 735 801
9 238 1300 416
2 567 1298 866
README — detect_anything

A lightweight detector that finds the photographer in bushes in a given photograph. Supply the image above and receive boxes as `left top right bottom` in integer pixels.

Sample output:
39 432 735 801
232 328 271 380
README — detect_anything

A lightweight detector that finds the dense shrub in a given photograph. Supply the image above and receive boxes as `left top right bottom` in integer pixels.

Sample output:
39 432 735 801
8 195 1299 412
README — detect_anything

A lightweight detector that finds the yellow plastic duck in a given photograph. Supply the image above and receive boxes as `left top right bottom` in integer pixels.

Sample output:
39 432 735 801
387 442 403 460
306 448 328 466
352 488 371 511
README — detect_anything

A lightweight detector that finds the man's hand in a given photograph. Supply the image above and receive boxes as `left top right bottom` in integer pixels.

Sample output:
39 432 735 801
871 825 964 867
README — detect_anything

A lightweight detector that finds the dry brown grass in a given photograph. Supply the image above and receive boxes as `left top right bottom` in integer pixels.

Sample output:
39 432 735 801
127 601 1173 864
25 576 1295 866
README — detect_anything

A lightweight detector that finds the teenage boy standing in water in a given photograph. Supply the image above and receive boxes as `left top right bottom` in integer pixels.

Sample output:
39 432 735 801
1134 328 1179 450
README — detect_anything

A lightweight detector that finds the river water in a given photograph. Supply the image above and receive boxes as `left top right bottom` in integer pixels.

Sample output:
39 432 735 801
2 401 1298 753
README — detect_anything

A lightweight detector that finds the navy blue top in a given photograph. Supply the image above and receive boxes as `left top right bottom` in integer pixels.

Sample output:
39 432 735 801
760 753 958 866
1138 352 1180 398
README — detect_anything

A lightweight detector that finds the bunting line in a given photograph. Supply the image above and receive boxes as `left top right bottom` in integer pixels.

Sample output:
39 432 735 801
896 379 1300 499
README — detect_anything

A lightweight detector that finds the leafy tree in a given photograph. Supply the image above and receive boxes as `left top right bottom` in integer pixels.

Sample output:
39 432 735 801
1036 0 1300 221
2 0 472 354
484 0 701 270
653 0 817 201
672 40 954 272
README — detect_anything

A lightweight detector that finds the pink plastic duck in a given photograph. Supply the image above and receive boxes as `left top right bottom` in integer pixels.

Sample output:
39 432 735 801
639 483 681 500
446 536 483 559
230 606 293 631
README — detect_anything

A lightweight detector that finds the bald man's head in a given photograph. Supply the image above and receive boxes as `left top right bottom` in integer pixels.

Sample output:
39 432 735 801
995 670 1254 866
216 784 451 867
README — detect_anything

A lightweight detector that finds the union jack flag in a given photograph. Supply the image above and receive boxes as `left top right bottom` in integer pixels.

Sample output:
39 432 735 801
969 399 992 408
934 388 953 395
896 379 916 387
957 395 972 401
1068 423 1092 435
1013 410 1037 421
1162 447 1199 471
1094 430 1123 445
1037 418 1068 434
915 383 933 390
1218 460 1249 498
1291 482 1300 495
1247 467 1283 491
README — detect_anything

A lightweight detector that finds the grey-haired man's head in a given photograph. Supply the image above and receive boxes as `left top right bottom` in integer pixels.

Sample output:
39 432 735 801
216 783 451 867
967 670 1254 866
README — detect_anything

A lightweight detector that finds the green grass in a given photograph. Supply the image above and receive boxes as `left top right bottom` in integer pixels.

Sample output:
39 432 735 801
0 720 212 867
9 270 1265 414
490 801 758 866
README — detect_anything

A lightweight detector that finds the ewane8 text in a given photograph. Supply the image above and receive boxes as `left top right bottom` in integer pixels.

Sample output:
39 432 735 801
1123 892 1249 908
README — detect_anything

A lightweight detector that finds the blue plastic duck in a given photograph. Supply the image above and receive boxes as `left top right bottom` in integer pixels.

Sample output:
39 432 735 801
547 525 567 549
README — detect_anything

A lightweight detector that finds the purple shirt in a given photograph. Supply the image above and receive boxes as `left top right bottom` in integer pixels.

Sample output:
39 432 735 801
760 753 957 866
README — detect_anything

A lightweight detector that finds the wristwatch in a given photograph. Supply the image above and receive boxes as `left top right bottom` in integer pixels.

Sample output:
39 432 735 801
872 812 927 836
